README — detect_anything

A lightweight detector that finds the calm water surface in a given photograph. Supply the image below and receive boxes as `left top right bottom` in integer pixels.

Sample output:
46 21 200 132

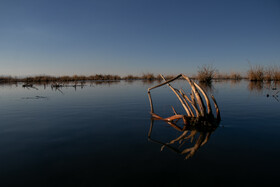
0 80 279 186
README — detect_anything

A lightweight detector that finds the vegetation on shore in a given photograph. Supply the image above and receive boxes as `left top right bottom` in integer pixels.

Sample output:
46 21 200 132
0 73 178 83
1 65 279 84
196 64 279 82
248 65 280 81
196 65 217 83
214 72 242 80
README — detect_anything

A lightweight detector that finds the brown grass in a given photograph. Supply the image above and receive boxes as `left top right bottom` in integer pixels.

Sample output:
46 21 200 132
248 65 264 81
141 73 155 80
214 71 242 80
229 72 242 80
1 65 279 84
197 65 216 83
248 65 280 81
0 76 17 83
265 65 280 81
122 75 140 80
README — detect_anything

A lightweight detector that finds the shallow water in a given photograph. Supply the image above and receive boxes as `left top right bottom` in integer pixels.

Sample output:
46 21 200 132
0 80 279 186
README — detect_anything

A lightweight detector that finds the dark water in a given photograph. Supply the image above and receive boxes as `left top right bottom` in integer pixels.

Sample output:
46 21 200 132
0 80 279 186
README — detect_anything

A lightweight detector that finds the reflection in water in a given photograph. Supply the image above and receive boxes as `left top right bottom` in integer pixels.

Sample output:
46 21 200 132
1 80 122 90
148 118 219 159
1 79 280 185
248 81 280 101
248 81 280 93
141 79 160 85
90 80 120 86
229 79 242 85
51 86 64 94
22 83 39 90
267 90 279 102
21 96 48 100
198 81 214 93
248 81 264 92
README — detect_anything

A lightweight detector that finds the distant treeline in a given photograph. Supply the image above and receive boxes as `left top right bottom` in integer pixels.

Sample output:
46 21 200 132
1 65 280 83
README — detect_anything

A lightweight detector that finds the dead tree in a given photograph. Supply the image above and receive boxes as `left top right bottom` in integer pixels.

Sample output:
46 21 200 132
147 74 221 159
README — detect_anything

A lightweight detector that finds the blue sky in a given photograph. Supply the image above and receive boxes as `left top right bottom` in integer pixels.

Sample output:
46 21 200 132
0 0 279 76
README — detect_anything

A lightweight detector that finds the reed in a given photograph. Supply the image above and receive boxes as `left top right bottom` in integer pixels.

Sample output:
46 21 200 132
229 72 242 80
141 73 155 80
197 65 216 83
1 65 279 84
267 65 280 81
248 65 264 81
214 72 228 79
162 75 176 80
248 65 280 81
87 74 121 80
0 76 17 83
273 70 280 81
122 75 140 80
264 67 274 81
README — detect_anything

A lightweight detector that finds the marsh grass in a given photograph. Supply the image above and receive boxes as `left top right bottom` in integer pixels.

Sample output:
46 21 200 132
248 65 280 81
0 74 162 83
0 74 123 83
266 66 280 81
1 65 279 84
248 65 264 81
197 65 217 83
229 72 242 80
141 73 155 81
0 76 17 83
214 72 243 80
123 75 140 80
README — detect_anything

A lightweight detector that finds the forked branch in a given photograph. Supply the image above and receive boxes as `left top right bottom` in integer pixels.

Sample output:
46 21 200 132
148 74 221 121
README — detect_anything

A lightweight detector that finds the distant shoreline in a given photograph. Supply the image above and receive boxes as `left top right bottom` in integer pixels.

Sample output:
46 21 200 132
1 65 280 83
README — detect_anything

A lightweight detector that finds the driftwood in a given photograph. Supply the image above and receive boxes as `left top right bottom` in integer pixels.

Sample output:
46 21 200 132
147 74 221 159
148 74 221 122
51 83 86 89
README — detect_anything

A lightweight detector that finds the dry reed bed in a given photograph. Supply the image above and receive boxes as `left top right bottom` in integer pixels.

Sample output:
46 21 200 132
0 74 177 83
214 72 242 80
1 65 279 83
248 65 280 81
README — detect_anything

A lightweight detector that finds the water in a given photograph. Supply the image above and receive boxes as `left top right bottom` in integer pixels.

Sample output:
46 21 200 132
0 80 279 186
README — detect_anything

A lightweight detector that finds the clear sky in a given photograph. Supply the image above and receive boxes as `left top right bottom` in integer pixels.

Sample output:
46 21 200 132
0 0 279 76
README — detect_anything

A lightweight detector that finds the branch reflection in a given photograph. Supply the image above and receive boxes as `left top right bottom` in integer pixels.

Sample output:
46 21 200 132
148 117 219 160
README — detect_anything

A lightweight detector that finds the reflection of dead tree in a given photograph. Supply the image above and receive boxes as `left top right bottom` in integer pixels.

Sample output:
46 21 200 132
51 84 64 94
148 119 219 159
51 82 87 93
22 83 38 90
51 82 86 89
51 83 64 88
147 74 221 159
